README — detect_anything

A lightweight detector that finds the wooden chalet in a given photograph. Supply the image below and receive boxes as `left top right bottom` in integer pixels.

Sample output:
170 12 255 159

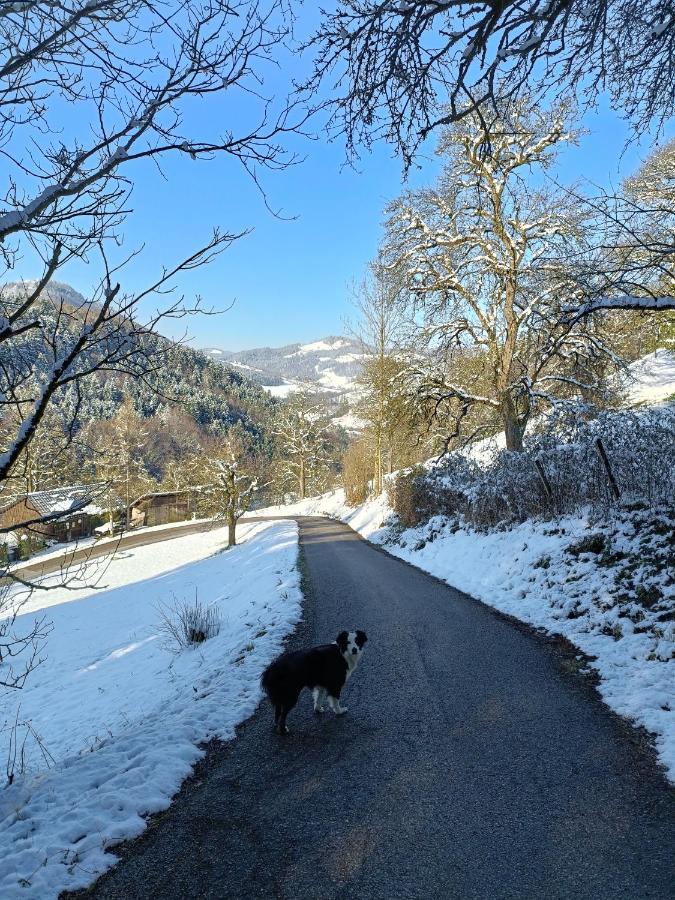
0 484 115 546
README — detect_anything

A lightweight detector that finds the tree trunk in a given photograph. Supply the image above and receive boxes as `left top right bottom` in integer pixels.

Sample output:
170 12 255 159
227 512 236 547
500 395 524 452
299 457 306 499
125 463 131 531
374 429 382 495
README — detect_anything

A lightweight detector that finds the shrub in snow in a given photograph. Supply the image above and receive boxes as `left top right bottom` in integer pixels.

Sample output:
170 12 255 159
408 407 675 531
386 466 427 527
157 593 221 652
527 407 675 514
3 712 54 786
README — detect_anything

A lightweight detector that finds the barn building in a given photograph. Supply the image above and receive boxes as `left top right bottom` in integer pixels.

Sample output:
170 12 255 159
128 490 194 528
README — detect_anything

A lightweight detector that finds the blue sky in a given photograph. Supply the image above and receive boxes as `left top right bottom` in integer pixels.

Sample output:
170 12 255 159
10 12 673 352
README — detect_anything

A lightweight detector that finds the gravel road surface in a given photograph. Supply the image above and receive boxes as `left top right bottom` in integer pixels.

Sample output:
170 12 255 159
74 516 675 900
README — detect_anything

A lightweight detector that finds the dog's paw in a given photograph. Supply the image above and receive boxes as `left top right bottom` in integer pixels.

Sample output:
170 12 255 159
314 705 325 714
335 707 348 716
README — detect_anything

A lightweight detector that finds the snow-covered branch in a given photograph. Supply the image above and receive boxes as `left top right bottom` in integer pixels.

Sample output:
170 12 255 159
564 295 675 324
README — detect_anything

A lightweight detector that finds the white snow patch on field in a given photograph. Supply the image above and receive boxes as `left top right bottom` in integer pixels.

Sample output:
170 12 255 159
333 412 367 432
0 521 302 898
625 349 675 406
293 338 349 354
253 492 675 782
263 381 298 398
317 369 355 391
227 360 262 373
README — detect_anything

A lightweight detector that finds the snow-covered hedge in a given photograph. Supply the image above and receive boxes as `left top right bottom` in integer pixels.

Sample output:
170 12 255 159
390 408 675 530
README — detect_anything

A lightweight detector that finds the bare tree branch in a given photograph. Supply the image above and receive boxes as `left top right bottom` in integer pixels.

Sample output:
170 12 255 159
306 0 675 169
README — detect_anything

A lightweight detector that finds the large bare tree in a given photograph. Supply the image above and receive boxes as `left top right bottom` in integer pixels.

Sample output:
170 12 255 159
383 105 620 452
201 440 258 547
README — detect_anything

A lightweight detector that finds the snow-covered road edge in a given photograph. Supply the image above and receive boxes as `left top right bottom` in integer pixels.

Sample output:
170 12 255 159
0 521 303 899
252 494 675 783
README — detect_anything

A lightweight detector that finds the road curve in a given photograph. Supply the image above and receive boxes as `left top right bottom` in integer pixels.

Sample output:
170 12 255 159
7 519 221 585
74 516 675 900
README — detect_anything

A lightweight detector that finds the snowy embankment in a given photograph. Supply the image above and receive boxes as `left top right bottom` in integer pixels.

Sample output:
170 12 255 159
254 491 675 782
0 521 302 898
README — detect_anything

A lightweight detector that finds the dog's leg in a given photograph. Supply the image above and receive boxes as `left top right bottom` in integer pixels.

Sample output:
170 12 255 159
274 705 290 734
312 687 325 714
276 706 290 735
327 694 348 716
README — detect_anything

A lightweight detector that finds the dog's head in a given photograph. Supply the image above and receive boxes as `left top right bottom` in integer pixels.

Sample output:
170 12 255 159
336 629 368 663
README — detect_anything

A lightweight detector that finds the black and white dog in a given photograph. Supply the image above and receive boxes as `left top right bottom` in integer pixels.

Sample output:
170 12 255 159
261 630 368 734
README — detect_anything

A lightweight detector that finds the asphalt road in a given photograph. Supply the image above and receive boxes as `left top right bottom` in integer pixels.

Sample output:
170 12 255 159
74 516 675 900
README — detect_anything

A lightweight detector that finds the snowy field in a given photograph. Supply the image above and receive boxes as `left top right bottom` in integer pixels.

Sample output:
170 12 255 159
253 491 675 783
263 381 298 398
624 348 675 406
8 517 214 576
0 521 302 898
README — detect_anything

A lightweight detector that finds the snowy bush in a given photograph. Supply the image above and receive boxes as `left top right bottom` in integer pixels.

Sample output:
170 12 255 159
157 593 221 651
401 407 675 531
386 467 427 527
527 407 675 513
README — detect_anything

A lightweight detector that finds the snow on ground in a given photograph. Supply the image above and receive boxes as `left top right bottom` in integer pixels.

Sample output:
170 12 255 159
334 353 366 364
317 369 356 392
9 518 213 574
624 349 675 406
333 411 367 433
0 521 302 898
263 381 298 398
226 360 263 373
286 339 349 356
264 382 295 398
253 491 675 782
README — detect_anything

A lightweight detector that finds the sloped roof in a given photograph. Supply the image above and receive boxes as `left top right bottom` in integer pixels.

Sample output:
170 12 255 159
0 483 119 519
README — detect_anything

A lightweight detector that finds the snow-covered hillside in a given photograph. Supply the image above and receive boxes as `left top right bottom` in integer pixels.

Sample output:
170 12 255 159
624 349 675 406
202 335 365 399
0 521 302 899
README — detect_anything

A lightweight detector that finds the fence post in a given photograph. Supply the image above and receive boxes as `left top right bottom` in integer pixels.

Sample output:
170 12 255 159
534 458 553 501
595 438 620 500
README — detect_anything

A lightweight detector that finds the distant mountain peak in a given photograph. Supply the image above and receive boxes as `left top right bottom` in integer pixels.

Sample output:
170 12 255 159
200 335 365 397
1 279 89 309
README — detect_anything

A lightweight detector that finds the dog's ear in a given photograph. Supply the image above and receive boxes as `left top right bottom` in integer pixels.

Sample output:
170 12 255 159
355 630 368 647
336 631 349 652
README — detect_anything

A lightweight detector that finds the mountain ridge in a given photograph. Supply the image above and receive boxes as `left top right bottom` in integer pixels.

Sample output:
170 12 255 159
201 335 366 397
